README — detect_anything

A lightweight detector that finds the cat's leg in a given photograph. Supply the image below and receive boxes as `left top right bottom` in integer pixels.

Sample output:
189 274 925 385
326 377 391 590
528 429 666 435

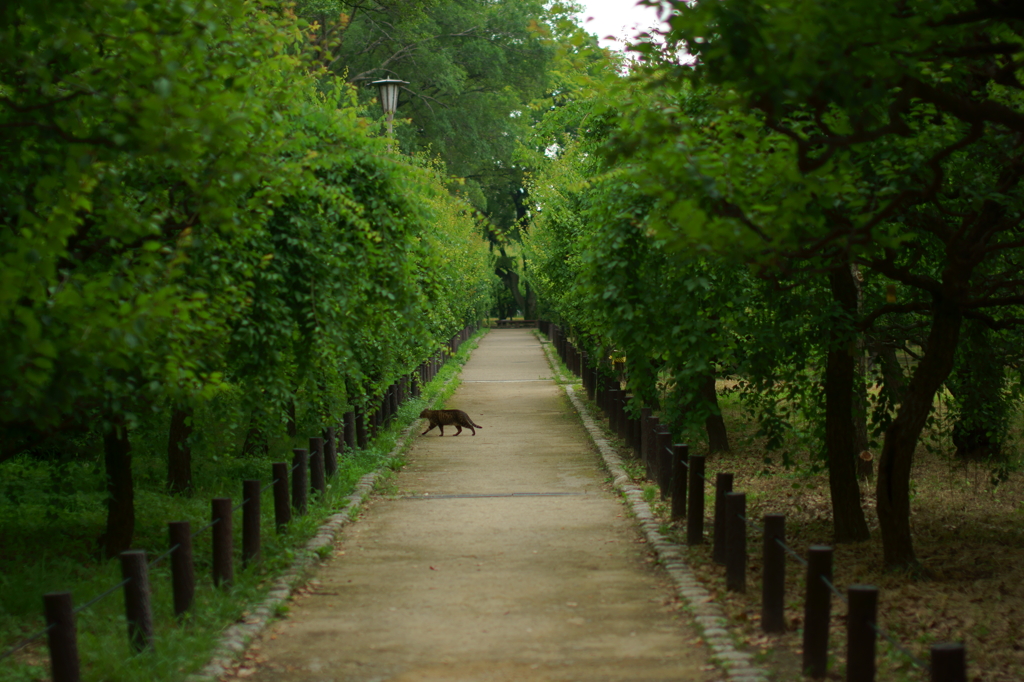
467 425 476 435
453 425 463 436
438 425 445 436
421 421 437 435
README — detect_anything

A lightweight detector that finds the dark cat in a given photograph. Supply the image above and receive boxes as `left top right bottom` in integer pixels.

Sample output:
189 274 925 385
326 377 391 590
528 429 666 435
418 409 483 436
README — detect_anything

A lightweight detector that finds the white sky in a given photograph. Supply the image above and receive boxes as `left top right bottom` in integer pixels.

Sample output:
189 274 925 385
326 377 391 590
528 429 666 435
574 0 665 50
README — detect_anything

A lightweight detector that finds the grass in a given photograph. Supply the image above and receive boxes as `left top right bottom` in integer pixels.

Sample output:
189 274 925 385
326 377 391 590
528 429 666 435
0 329 485 682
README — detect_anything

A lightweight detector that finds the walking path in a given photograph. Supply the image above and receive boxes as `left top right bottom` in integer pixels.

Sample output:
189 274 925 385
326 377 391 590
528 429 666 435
236 330 716 681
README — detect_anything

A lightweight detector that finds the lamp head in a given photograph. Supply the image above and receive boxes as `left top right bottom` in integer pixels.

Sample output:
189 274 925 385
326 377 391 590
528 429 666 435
371 78 408 116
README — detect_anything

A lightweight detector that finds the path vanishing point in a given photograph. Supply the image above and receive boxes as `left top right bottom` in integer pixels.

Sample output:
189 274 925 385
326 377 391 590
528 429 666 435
233 329 717 682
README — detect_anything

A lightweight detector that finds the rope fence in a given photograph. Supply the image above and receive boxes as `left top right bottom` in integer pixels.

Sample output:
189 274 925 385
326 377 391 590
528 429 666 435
0 325 478 681
541 322 968 682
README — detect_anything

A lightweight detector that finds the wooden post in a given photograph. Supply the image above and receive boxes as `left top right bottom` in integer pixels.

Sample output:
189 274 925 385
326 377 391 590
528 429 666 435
608 389 620 434
670 444 689 520
355 408 368 449
614 393 630 446
323 427 337 478
930 643 966 682
292 449 308 515
631 413 642 459
687 455 705 545
212 498 234 588
309 437 325 497
344 411 357 452
168 521 195 617
803 545 834 678
119 550 154 652
272 462 290 532
761 514 786 633
44 592 81 682
656 428 672 497
713 473 734 565
725 492 746 593
847 585 878 682
242 480 261 568
644 414 659 480
617 394 630 441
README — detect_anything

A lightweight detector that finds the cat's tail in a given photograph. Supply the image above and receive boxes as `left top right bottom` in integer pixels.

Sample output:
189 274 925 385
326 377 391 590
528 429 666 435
471 421 483 428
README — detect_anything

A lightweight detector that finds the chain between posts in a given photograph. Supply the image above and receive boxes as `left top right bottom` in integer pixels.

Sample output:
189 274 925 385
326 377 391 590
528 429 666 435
0 474 283 662
870 621 931 670
732 497 930 672
73 578 132 616
674 451 708 484
0 625 55 662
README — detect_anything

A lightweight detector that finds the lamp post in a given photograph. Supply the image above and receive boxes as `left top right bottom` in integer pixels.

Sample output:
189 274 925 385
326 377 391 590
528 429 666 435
371 77 407 149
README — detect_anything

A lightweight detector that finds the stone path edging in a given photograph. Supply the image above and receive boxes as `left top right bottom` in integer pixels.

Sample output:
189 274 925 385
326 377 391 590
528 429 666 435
539 338 770 682
186 369 464 682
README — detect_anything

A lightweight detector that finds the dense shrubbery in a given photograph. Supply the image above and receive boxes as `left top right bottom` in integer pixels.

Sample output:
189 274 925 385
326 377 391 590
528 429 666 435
0 0 498 558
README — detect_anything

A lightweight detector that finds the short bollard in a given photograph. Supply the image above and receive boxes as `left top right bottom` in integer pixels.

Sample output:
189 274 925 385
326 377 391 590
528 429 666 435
847 585 878 682
44 592 81 682
608 389 621 434
168 521 195 617
655 428 672 496
324 427 338 478
639 406 653 468
242 480 261 567
355 408 368 449
212 497 234 588
761 514 786 633
930 643 966 682
644 413 659 479
292 448 309 515
344 411 357 452
687 455 706 545
803 545 834 679
309 437 326 497
670 444 689 521
713 472 734 565
616 394 630 441
119 550 154 652
725 492 746 593
272 462 291 532
631 414 642 459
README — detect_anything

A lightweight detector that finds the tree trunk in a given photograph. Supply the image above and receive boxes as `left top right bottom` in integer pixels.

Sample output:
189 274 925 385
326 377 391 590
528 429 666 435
102 417 134 558
499 268 527 317
949 321 1006 462
825 266 871 543
700 373 730 452
876 296 962 571
850 265 873 481
167 405 193 494
875 341 909 405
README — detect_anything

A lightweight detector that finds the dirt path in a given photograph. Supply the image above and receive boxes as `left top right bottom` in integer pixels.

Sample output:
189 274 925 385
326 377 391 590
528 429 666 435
236 329 715 682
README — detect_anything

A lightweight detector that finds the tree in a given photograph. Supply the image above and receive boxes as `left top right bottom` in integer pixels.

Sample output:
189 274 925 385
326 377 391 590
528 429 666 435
294 0 599 316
